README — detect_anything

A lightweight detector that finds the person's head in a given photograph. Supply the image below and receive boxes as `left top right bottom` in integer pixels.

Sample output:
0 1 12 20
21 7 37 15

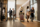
20 9 22 13
12 8 14 11
10 8 11 10
20 7 23 11
32 7 34 10
27 6 29 9
2 7 5 10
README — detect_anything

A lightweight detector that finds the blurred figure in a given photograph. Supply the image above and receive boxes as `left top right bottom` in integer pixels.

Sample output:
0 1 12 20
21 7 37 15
19 9 22 17
12 8 16 21
22 11 24 15
30 7 34 22
9 8 12 19
2 7 5 21
12 8 15 21
26 6 30 22
20 9 23 12
19 9 23 15
19 7 24 22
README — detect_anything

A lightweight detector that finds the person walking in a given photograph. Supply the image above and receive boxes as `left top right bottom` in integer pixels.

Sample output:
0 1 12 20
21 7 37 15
9 8 12 19
12 8 15 21
26 6 30 22
2 8 5 21
30 7 34 22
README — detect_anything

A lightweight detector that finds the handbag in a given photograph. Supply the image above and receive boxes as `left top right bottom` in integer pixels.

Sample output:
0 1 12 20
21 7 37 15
13 14 16 16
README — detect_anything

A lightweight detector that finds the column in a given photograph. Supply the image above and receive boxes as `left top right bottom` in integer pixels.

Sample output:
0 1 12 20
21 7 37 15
37 0 40 21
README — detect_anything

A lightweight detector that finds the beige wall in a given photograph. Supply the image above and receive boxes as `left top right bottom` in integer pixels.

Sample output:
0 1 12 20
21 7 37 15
16 0 29 18
16 5 21 18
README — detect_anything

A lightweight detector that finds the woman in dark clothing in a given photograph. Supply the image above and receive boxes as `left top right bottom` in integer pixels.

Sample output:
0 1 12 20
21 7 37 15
31 7 34 22
1 7 5 21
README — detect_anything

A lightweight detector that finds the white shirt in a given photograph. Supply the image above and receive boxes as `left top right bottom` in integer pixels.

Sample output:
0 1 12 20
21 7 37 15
26 9 30 13
3 9 5 14
2 9 5 16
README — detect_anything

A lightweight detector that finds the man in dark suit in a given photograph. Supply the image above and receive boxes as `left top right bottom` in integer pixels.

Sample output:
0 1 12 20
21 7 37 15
9 8 12 19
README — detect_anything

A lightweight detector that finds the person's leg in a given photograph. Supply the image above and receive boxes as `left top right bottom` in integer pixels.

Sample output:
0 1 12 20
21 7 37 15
9 14 10 20
11 14 12 20
10 14 12 19
13 16 15 21
31 14 34 22
27 15 29 22
10 14 12 20
31 14 33 22
31 17 32 21
13 16 14 21
15 16 16 20
10 14 11 19
32 18 33 22
31 18 33 22
27 18 28 21
31 17 33 22
31 17 32 22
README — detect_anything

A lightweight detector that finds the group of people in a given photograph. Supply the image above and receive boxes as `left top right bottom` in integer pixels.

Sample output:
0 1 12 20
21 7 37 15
8 8 16 21
2 7 34 22
19 6 34 22
26 6 34 22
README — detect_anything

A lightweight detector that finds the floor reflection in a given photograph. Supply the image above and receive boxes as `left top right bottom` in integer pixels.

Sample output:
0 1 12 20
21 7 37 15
0 20 26 27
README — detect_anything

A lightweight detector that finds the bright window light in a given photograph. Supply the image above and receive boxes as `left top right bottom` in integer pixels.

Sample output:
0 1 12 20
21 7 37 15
8 1 15 18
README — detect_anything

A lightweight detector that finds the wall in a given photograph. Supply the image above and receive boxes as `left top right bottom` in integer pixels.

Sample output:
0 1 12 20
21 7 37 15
16 0 29 18
37 0 40 21
16 5 21 18
34 3 37 21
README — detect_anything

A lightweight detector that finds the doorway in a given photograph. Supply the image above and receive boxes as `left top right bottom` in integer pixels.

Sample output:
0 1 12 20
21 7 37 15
7 0 16 20
7 0 15 19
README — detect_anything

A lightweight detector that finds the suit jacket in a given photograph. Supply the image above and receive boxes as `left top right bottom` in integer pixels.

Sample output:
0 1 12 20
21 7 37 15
9 10 12 14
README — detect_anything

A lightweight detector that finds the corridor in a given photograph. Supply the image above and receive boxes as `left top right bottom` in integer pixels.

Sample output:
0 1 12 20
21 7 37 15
0 0 40 27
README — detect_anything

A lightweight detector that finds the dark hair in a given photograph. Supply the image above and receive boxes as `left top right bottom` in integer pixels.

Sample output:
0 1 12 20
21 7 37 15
27 6 29 9
20 11 22 12
2 7 5 10
3 7 5 9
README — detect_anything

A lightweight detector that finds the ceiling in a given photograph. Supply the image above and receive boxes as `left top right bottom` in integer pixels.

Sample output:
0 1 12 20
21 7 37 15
8 0 28 5
16 0 28 5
